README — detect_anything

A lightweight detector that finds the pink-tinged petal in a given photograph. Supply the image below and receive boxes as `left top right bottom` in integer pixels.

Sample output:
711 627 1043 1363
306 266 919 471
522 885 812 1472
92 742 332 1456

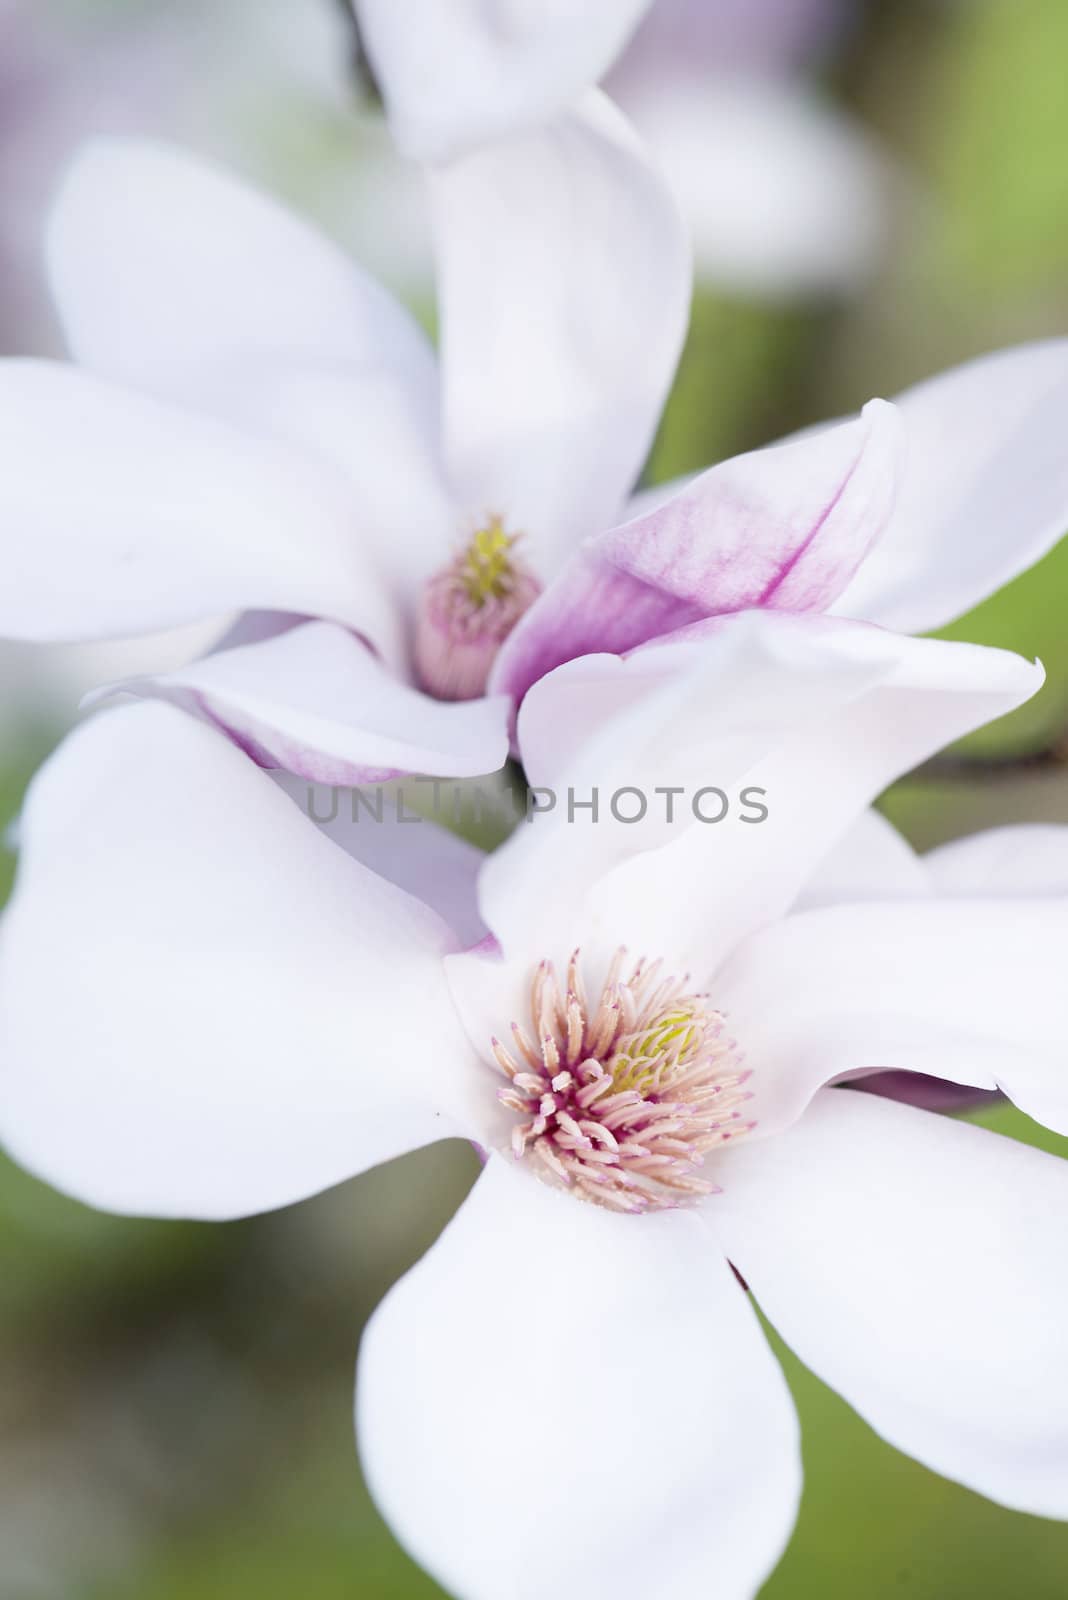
924 824 1068 898
833 339 1068 633
47 139 436 408
273 772 489 952
432 92 690 575
713 894 1068 1140
480 613 1040 982
0 362 401 654
207 611 304 653
0 703 485 1220
358 1154 800 1600
493 400 902 708
706 1089 1068 1518
91 621 510 785
358 0 651 162
853 1073 1001 1116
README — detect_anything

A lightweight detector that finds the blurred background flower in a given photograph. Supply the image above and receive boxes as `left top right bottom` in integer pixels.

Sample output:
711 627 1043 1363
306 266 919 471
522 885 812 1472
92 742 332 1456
1 1 1067 1596
606 0 896 299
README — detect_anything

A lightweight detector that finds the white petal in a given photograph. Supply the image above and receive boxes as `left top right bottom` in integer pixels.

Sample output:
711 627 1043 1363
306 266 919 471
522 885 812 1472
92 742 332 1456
48 139 436 406
206 367 454 605
478 612 897 981
793 809 929 912
358 0 651 161
834 340 1068 633
714 894 1068 1139
432 92 690 573
0 362 400 652
589 632 1041 981
52 142 455 608
94 621 510 785
358 1153 800 1600
272 773 489 951
793 814 991 1117
480 614 1040 980
707 1089 1068 1518
0 703 483 1219
925 824 1068 897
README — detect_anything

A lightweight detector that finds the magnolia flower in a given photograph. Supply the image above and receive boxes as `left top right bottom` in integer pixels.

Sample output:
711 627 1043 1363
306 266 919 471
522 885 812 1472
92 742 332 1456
2 609 1066 1600
3 129 1068 791
357 0 893 296
0 104 688 783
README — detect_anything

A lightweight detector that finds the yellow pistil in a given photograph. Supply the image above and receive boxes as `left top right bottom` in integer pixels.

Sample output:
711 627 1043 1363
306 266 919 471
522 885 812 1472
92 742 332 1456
608 1007 706 1097
414 513 542 700
459 516 521 606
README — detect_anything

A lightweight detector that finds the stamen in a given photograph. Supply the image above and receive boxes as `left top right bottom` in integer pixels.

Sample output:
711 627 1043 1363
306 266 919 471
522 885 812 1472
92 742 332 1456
491 948 755 1213
415 514 541 700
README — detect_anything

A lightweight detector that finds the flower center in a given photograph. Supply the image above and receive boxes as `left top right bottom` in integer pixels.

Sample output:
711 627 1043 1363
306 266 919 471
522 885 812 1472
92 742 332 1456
414 515 541 701
491 949 754 1213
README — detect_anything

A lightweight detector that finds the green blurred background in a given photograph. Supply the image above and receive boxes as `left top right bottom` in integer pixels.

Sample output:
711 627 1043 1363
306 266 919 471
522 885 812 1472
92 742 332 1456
2 1 1068 1595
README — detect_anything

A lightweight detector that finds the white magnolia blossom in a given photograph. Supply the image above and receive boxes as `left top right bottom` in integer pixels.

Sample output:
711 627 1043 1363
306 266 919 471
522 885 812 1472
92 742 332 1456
1 128 1067 792
1 608 1065 1599
0 104 689 782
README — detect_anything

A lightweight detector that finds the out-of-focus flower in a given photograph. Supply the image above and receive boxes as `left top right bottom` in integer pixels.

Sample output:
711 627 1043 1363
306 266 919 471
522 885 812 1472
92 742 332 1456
0 0 425 357
611 0 846 76
609 59 890 298
608 0 892 297
0 611 1064 1599
2 133 1067 788
358 0 894 296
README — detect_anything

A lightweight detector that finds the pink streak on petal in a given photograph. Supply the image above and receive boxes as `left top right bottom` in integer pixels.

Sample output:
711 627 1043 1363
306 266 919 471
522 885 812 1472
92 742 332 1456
492 399 902 710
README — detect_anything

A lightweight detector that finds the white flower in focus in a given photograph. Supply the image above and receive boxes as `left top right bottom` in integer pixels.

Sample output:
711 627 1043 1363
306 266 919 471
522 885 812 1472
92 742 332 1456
0 610 1065 1598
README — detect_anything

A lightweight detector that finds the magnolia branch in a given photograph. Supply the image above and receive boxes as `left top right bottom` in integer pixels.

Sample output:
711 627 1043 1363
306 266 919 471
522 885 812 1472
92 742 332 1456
331 0 381 101
914 726 1068 781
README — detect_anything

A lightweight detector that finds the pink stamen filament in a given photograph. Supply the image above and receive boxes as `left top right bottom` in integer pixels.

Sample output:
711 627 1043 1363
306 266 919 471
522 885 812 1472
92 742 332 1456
492 948 755 1214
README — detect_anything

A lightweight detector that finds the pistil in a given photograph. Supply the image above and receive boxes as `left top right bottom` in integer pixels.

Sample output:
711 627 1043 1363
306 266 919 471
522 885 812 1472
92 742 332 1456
414 516 541 701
